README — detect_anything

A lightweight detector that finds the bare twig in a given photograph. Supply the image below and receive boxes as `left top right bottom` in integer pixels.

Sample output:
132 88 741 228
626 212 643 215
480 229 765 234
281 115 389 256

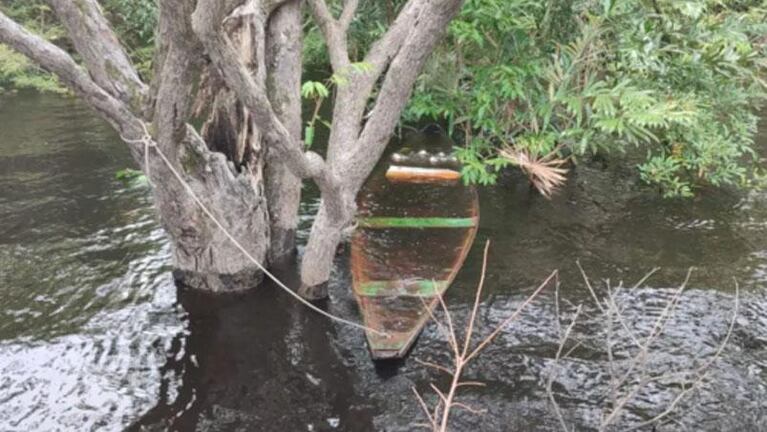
462 241 491 358
602 269 693 427
466 271 558 363
547 302 583 432
414 241 556 431
415 358 454 376
418 295 456 353
412 387 437 430
622 280 739 431
547 266 739 432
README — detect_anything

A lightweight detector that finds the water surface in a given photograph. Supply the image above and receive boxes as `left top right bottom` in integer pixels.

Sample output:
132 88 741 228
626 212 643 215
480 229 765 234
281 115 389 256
0 92 765 431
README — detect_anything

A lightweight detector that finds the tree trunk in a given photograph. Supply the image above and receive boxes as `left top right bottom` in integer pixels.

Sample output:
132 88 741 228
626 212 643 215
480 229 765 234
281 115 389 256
158 127 270 293
298 198 352 298
156 2 270 293
264 0 303 265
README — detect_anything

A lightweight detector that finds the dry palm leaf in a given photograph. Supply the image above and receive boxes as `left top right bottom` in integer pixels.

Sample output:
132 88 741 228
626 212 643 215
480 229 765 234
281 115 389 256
499 146 569 198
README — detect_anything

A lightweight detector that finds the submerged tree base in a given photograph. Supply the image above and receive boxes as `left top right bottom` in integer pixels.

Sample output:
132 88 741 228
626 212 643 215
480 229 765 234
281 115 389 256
268 227 298 266
298 281 329 301
173 267 264 294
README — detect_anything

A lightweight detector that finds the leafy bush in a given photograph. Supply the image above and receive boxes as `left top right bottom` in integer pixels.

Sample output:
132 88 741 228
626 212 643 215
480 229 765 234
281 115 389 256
4 0 767 197
405 0 767 197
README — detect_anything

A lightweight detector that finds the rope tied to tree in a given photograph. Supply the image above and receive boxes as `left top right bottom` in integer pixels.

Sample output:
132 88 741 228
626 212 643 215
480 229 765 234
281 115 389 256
120 122 156 187
121 121 388 337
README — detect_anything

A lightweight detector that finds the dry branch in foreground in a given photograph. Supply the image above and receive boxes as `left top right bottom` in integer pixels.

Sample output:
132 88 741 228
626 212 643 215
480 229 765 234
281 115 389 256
547 264 739 431
413 253 739 431
412 241 558 431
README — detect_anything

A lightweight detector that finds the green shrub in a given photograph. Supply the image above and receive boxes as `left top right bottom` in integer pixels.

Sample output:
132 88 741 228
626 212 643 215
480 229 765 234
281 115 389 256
405 0 767 197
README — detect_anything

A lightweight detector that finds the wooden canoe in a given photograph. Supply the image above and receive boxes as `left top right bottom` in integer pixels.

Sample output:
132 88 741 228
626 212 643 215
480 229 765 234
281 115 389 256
351 162 479 359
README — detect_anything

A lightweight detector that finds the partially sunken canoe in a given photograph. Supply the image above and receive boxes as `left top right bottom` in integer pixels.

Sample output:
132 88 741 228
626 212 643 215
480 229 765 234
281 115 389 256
351 166 479 359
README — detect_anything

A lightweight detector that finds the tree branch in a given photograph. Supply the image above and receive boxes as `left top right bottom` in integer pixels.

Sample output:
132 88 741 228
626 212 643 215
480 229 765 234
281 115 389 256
345 0 465 190
46 0 147 110
0 10 142 139
306 0 351 69
339 0 360 32
362 0 423 76
322 0 424 165
151 0 205 159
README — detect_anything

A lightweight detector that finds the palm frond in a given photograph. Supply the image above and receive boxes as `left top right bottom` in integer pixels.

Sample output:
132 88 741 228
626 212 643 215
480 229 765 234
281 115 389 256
499 146 569 198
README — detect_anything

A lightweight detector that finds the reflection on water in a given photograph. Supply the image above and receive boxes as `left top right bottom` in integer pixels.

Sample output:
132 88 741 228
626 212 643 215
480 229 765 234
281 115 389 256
0 92 766 431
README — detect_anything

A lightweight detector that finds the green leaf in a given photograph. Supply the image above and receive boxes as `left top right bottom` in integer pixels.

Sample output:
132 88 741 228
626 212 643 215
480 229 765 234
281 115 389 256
301 81 329 99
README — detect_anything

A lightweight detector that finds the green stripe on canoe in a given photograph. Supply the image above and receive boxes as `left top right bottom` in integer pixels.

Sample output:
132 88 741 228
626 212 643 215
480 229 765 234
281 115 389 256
358 217 476 229
358 279 448 296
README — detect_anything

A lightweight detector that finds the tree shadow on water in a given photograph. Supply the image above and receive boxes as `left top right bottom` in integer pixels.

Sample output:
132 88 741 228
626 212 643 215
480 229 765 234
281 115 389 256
127 265 376 432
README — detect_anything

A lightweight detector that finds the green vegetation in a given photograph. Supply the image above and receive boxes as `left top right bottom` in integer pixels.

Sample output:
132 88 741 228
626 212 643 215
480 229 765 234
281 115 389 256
0 0 156 92
0 1 65 92
101 0 157 78
114 167 148 187
404 0 767 196
300 61 372 147
3 0 766 196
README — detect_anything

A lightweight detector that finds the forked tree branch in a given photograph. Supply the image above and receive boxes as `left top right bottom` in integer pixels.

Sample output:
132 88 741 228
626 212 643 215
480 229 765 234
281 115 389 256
346 0 464 189
322 0 425 164
414 241 557 431
305 0 465 190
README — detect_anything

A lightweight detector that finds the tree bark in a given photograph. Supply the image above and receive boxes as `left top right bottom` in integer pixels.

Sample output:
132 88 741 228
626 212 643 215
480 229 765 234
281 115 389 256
159 126 270 293
155 1 270 292
46 0 147 110
264 0 303 265
191 0 350 295
0 2 271 293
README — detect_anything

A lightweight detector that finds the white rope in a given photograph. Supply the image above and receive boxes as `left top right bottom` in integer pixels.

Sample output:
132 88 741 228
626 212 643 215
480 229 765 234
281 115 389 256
121 126 154 185
122 122 387 337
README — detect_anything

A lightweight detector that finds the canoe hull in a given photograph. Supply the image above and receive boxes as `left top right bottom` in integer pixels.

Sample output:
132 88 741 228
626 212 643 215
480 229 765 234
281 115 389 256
351 167 479 359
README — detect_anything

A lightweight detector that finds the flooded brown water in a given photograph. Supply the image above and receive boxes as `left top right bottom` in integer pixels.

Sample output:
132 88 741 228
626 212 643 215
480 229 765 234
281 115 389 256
1 91 766 431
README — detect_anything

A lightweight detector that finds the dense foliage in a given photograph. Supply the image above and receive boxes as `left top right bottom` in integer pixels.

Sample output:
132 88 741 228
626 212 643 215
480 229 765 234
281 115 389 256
3 0 766 196
404 0 767 196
